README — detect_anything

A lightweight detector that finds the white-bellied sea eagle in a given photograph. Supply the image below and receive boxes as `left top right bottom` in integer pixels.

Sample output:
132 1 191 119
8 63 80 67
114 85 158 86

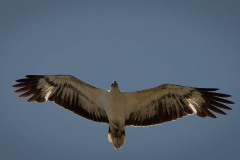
13 75 234 149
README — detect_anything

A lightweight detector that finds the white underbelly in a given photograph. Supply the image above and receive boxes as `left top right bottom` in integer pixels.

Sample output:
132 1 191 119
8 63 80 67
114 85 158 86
104 92 126 126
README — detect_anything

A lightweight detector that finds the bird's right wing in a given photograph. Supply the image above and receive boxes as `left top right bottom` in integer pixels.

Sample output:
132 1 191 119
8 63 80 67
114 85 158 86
13 75 109 123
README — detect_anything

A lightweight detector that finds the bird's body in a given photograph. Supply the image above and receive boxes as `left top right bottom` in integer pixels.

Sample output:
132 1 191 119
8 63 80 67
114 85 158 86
13 75 234 149
106 83 127 148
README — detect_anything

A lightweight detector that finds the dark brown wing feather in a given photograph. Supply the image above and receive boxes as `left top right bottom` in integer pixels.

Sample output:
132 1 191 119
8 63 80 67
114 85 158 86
126 85 233 126
13 75 109 123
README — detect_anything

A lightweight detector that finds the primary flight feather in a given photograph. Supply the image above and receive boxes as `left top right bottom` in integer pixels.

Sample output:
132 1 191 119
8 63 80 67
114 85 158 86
13 75 234 149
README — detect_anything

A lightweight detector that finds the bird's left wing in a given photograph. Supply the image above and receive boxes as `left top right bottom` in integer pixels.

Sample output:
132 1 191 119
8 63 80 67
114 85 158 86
13 75 109 123
124 84 233 126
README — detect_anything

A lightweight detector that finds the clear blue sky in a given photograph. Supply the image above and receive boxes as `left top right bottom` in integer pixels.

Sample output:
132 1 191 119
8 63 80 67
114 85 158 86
1 0 239 159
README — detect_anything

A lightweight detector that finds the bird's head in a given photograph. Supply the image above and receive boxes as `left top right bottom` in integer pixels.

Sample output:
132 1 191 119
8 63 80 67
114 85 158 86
110 81 120 93
111 81 118 88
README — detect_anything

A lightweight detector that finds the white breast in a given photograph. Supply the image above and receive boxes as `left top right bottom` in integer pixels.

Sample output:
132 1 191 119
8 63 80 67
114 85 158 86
104 90 126 127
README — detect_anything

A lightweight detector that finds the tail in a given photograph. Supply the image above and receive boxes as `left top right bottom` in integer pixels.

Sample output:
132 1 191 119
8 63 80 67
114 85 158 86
108 126 126 149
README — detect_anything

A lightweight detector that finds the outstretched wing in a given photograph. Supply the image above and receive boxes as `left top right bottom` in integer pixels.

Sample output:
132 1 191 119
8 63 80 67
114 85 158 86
13 75 109 123
125 84 233 126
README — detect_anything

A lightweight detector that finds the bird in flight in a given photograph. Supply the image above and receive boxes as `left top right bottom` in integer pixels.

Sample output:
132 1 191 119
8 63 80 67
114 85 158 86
13 75 234 149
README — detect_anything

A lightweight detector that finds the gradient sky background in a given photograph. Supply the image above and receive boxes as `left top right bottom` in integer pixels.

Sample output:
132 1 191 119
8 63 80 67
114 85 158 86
1 0 239 159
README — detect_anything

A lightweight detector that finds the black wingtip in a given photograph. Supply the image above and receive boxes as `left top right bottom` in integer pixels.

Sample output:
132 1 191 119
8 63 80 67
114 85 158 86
12 84 19 88
25 75 44 78
15 78 27 82
195 87 219 92
15 75 44 83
